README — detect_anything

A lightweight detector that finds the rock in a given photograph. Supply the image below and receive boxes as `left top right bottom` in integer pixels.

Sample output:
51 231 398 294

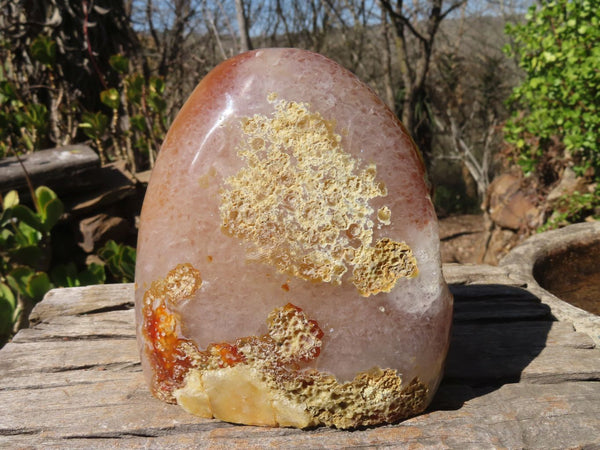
482 227 519 265
546 167 583 204
439 214 486 263
487 173 539 231
78 213 130 253
135 49 453 429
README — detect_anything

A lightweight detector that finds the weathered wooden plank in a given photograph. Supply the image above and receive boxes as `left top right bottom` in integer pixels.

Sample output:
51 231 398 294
6 316 597 394
13 309 135 343
443 263 524 287
29 283 134 324
446 321 600 384
1 379 598 448
0 145 100 196
0 338 138 382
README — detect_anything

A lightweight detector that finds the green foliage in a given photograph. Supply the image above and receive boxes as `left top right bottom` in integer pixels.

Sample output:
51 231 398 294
98 240 136 283
0 79 50 155
539 186 600 232
0 188 60 342
51 262 106 288
109 54 130 75
100 88 120 110
0 187 109 345
30 35 57 67
0 282 17 338
504 0 600 177
1 32 167 170
79 111 109 141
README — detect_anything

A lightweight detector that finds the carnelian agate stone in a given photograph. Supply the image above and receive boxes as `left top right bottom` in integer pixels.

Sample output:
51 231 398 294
135 48 453 429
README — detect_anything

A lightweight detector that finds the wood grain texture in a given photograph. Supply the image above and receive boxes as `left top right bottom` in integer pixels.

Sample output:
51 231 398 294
1 264 599 448
0 145 100 196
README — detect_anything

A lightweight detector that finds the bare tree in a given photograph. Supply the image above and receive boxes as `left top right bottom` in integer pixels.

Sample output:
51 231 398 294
379 3 395 110
270 0 331 52
378 0 466 164
235 0 253 51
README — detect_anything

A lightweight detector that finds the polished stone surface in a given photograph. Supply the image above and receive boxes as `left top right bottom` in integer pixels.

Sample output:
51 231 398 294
135 48 453 428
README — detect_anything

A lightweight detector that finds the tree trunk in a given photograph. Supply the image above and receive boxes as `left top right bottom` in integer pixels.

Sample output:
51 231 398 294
379 0 466 166
379 5 395 111
235 0 253 52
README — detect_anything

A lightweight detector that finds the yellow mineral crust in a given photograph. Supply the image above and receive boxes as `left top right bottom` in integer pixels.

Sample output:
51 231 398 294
170 301 428 429
141 263 203 402
352 238 419 297
219 97 418 295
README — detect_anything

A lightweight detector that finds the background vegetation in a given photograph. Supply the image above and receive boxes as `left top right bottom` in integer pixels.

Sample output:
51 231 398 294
1 0 598 344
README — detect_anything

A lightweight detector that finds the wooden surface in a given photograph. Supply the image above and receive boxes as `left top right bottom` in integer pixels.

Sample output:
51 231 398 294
1 264 599 448
0 145 100 196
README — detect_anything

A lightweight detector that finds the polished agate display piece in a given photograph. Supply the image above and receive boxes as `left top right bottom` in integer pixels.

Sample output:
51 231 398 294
135 48 453 429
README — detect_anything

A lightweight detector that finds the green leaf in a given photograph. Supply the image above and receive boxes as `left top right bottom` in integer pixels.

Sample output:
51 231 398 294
149 77 165 95
50 263 79 287
79 111 108 139
10 245 43 267
100 88 120 110
36 193 63 233
0 282 16 311
6 266 34 297
33 187 63 232
0 282 17 337
24 103 49 129
109 54 129 75
26 272 50 302
11 205 43 232
35 186 57 212
130 114 146 132
0 80 17 103
2 190 19 210
15 221 41 246
148 94 166 113
78 263 106 286
30 35 56 66
98 240 136 282
126 74 144 104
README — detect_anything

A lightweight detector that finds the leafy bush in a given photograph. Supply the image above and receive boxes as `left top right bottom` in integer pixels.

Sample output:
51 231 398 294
503 0 600 228
0 187 62 342
97 240 136 284
504 0 600 178
0 187 136 346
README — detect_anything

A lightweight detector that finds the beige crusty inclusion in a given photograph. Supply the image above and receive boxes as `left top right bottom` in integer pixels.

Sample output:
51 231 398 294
220 96 418 296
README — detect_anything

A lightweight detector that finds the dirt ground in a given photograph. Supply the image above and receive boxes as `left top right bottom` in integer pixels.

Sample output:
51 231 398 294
438 214 487 264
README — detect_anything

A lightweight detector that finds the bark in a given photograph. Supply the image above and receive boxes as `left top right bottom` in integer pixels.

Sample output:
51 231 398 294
235 0 253 52
379 5 395 111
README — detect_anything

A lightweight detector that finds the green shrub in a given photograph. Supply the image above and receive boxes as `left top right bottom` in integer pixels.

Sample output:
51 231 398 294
0 187 117 345
98 240 136 283
504 0 600 178
503 0 600 228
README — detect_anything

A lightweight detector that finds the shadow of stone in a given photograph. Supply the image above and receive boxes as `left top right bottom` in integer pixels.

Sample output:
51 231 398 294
429 283 553 411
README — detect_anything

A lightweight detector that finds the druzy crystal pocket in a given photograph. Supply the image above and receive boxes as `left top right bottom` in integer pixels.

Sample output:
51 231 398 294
135 48 453 429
